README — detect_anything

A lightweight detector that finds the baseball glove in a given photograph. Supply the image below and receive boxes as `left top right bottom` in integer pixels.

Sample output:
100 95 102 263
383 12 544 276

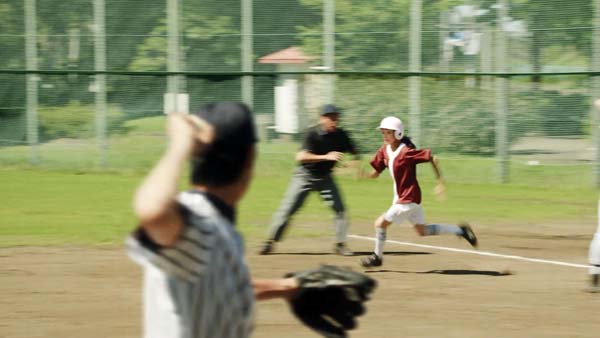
285 265 377 338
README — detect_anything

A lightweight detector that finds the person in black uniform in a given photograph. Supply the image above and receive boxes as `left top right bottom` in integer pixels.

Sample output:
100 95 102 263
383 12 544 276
260 104 361 256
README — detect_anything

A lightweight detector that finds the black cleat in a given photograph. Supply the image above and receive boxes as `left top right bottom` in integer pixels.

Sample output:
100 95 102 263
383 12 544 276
459 223 478 248
360 253 383 268
334 242 354 256
586 273 600 293
259 240 274 255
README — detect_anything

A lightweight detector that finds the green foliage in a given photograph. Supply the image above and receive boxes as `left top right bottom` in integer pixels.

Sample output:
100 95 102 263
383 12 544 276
0 111 25 144
0 3 24 120
425 90 497 154
336 76 590 155
512 90 588 137
0 1 24 70
336 77 499 154
184 14 241 70
298 0 411 70
332 76 408 153
38 101 126 141
0 74 25 125
128 24 168 71
129 8 241 72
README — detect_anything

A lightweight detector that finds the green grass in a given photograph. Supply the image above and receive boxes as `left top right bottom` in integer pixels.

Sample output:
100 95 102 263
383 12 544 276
0 169 140 246
0 167 596 247
0 116 597 247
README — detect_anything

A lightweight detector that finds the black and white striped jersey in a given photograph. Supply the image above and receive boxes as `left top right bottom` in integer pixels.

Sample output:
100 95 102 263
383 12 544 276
127 190 255 338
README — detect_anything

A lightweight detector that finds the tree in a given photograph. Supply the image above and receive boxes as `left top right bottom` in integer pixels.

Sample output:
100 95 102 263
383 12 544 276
510 0 592 86
0 1 25 121
298 0 413 71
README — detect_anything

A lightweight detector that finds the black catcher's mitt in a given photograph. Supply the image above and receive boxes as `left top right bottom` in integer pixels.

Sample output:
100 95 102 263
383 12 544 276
285 265 377 338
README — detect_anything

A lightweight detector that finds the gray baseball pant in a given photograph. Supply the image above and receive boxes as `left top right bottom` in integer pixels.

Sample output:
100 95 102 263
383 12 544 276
267 167 349 244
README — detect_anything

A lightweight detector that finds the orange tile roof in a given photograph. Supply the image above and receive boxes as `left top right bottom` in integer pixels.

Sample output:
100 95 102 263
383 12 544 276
258 46 314 64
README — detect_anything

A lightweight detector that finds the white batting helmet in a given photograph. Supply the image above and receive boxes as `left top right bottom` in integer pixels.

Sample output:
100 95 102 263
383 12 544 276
378 116 404 140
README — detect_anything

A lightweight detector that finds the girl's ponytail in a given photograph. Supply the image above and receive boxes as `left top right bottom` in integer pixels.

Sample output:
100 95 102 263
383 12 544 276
401 136 416 149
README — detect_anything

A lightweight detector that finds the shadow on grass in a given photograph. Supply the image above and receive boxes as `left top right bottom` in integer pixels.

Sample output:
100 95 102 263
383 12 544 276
365 269 513 276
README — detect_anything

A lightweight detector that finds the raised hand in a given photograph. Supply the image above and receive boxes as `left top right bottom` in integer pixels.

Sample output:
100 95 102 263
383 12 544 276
323 151 344 162
166 113 215 156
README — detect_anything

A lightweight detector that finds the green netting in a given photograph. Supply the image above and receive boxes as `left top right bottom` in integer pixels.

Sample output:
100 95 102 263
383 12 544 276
0 0 599 186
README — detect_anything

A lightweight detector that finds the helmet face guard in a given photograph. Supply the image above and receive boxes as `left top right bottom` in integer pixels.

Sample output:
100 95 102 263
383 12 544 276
378 116 404 140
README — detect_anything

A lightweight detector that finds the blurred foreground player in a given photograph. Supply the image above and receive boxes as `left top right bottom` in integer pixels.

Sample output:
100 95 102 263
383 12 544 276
126 102 375 338
588 99 600 293
587 199 600 292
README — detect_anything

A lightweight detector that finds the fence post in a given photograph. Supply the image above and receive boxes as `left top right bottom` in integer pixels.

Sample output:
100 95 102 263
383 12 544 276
25 0 38 165
323 0 335 103
593 0 600 187
409 0 422 145
495 0 509 183
241 0 253 108
94 0 107 168
167 0 182 110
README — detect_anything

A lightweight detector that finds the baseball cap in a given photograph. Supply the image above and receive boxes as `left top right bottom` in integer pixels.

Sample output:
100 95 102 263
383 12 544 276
193 102 258 153
190 102 257 186
321 104 342 116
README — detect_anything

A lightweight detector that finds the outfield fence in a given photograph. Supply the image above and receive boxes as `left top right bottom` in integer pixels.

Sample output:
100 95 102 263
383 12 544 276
1 0 600 187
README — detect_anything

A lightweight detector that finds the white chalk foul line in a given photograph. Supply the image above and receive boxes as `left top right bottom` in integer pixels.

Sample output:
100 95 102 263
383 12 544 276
349 234 590 269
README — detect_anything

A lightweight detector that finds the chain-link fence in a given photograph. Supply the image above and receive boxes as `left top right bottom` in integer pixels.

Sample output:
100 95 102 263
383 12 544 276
1 0 599 186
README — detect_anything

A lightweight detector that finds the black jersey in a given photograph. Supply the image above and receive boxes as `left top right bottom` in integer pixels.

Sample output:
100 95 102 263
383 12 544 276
300 125 358 176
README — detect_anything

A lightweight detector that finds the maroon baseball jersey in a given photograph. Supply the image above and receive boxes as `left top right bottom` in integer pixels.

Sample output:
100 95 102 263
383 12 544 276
370 144 432 204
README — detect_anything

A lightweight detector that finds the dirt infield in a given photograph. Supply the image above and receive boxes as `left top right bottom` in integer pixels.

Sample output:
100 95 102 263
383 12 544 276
2 223 600 338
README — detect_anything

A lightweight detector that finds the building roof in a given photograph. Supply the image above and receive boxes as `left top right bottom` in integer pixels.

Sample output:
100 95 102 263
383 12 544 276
258 46 314 64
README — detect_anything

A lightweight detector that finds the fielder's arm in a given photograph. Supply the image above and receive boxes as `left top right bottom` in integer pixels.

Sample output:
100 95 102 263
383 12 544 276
338 153 367 179
133 114 214 246
253 278 299 301
296 150 343 163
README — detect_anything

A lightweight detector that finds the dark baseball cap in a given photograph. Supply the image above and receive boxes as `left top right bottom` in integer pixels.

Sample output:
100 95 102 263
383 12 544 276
193 102 258 149
190 102 257 186
321 104 342 116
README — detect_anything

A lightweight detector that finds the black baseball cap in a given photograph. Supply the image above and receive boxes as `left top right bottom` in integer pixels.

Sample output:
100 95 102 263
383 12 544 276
190 102 257 186
321 104 342 116
193 102 258 150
